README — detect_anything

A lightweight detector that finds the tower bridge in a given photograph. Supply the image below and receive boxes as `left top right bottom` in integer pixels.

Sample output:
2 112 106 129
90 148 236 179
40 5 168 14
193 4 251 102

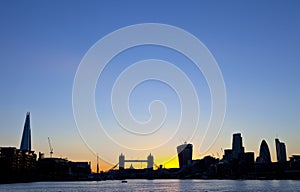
118 153 154 170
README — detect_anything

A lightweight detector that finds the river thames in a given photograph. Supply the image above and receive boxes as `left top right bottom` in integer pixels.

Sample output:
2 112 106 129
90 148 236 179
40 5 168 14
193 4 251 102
0 180 300 192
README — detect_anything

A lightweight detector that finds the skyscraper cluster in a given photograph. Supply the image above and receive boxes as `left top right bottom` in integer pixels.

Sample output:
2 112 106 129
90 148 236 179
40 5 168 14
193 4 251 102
256 138 287 164
222 133 254 164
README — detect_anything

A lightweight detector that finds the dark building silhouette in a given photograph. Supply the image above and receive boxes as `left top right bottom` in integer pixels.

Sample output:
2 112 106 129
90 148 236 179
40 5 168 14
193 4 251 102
222 133 246 161
0 112 94 182
0 147 37 182
220 133 255 178
177 142 193 169
241 152 255 164
70 162 91 178
232 133 244 159
289 155 300 170
222 149 232 162
290 155 300 162
256 140 271 164
275 138 287 162
37 152 91 180
0 112 37 182
191 155 219 177
20 112 31 151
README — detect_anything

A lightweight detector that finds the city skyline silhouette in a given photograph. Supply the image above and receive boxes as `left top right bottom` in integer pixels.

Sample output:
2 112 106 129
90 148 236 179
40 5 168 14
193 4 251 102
1 112 299 182
0 1 299 173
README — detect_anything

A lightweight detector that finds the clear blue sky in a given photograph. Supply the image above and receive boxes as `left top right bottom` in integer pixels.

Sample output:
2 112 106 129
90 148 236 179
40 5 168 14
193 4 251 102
0 0 299 170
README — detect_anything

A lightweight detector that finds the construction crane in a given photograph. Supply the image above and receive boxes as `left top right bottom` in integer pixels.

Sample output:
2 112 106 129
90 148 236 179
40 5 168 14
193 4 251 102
48 137 54 158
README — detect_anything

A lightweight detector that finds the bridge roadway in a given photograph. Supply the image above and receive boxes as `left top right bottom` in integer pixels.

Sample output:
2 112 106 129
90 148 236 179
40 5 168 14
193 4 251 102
123 160 148 163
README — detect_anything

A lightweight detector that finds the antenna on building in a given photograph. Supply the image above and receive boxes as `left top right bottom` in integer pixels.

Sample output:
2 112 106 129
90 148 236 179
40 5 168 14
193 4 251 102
48 137 54 158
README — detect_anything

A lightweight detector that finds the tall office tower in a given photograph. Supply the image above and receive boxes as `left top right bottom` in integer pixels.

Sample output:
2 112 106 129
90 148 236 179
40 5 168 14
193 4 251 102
275 138 287 162
256 140 271 164
177 142 193 169
232 133 244 159
20 112 31 151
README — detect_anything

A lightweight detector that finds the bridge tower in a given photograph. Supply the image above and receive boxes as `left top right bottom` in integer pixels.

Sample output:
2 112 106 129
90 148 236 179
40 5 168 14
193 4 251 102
147 153 154 170
119 153 125 170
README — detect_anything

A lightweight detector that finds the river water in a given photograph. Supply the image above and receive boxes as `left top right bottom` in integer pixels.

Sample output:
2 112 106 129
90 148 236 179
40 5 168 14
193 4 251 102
0 179 300 192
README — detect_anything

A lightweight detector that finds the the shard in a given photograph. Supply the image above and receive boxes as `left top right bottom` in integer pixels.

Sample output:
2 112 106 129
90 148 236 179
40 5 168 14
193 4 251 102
20 112 31 151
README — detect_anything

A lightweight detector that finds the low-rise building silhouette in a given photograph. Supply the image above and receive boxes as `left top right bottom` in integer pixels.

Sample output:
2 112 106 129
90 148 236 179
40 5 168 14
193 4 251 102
37 153 91 180
0 147 37 182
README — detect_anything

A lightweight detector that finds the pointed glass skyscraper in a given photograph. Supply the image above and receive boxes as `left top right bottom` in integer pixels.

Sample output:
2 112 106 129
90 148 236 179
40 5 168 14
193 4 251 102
20 112 31 151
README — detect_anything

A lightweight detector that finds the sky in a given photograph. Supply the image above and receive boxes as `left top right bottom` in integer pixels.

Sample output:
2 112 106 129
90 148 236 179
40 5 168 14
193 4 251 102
0 0 299 172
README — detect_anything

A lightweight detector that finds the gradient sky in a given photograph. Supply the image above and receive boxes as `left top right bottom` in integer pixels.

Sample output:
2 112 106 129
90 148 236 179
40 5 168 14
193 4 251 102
0 0 299 171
